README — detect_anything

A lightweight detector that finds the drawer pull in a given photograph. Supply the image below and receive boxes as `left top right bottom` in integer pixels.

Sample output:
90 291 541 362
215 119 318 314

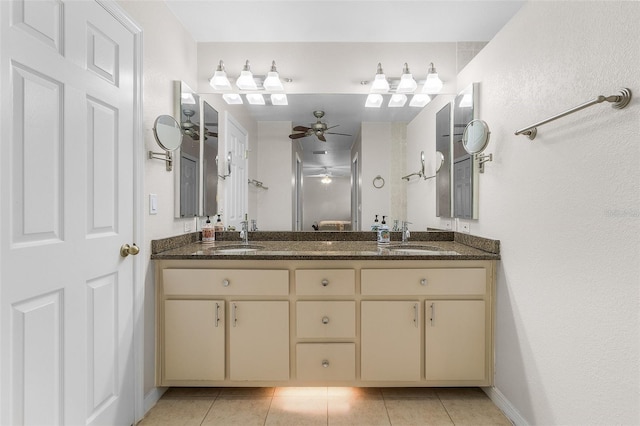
321 279 329 287
322 360 330 368
222 279 230 287
321 316 330 324
420 278 427 286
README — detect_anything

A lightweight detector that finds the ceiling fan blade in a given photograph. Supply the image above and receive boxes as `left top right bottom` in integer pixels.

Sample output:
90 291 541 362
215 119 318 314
325 124 339 131
325 132 352 136
317 133 327 142
289 132 309 139
293 125 311 132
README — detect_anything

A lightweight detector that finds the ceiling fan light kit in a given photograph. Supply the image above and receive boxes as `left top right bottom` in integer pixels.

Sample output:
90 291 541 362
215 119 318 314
288 110 352 142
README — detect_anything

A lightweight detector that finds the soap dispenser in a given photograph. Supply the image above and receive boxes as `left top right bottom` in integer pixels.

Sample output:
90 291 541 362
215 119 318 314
371 215 380 232
377 215 390 245
202 216 215 244
214 214 224 233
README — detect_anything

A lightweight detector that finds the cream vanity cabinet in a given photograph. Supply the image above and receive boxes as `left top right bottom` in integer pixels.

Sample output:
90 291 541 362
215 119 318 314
156 259 495 387
361 266 492 385
159 268 289 386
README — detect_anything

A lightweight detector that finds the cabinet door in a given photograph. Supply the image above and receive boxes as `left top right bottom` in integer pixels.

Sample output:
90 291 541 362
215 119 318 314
361 301 421 381
164 300 225 381
425 300 485 381
229 301 289 381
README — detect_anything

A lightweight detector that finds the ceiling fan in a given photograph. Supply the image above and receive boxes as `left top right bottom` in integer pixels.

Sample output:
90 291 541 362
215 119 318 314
289 110 351 142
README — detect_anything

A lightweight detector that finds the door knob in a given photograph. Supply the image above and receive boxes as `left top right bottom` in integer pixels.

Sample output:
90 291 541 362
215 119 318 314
120 243 140 257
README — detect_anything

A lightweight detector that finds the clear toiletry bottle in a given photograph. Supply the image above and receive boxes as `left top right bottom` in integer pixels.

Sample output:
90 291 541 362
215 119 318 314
214 214 224 232
377 215 390 245
202 216 215 244
371 215 380 232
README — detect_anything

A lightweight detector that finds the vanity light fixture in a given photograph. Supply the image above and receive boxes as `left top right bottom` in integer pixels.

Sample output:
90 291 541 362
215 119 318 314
209 60 232 91
409 94 431 107
365 93 384 108
222 93 243 105
263 60 284 91
246 93 265 105
370 63 390 93
423 62 443 95
396 63 417 94
388 93 408 108
270 93 288 106
236 60 258 90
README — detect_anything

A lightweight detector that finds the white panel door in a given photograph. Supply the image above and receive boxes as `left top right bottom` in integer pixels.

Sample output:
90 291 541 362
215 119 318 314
224 113 248 229
0 1 139 425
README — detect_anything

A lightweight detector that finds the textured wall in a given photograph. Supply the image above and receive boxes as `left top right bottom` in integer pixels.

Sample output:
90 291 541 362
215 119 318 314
409 2 640 424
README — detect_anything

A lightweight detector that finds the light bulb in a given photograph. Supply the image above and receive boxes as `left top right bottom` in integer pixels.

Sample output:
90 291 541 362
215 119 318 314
396 63 417 93
423 62 443 94
236 60 257 90
209 60 232 90
370 63 389 93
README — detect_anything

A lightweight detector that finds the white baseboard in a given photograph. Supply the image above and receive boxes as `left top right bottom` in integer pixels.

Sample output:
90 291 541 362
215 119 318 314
482 386 529 426
143 387 167 416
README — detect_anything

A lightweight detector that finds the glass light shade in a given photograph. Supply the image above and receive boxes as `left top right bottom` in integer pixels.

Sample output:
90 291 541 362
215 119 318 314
409 94 431 107
365 94 383 108
222 93 243 104
397 74 417 93
181 92 196 104
423 72 443 94
270 94 288 105
371 74 390 93
263 71 284 91
388 94 407 108
246 93 265 105
236 70 257 90
459 92 473 108
209 70 232 90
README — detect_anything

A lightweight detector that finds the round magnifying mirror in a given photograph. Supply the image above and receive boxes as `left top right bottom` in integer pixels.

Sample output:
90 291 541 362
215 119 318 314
462 119 491 154
434 150 445 172
153 115 183 152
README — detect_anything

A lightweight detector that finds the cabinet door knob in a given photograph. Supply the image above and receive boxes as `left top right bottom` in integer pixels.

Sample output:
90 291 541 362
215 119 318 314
420 278 427 286
222 279 230 287
321 279 329 287
322 360 330 368
321 316 330 324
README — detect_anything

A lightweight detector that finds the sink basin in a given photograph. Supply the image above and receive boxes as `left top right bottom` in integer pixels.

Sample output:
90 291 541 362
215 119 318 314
387 245 458 254
214 244 265 253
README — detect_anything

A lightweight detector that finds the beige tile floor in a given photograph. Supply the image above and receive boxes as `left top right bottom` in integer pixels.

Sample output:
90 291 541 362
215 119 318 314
138 387 512 425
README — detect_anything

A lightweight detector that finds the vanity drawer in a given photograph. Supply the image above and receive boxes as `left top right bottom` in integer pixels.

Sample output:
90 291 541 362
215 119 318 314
361 268 486 296
295 269 355 296
163 269 289 296
296 301 356 338
296 343 355 381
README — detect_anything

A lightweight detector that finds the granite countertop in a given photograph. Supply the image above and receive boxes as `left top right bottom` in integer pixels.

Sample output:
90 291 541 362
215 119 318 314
150 231 500 261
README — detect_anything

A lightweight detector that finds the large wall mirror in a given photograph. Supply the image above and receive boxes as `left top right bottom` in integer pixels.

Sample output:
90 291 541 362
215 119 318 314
452 83 479 219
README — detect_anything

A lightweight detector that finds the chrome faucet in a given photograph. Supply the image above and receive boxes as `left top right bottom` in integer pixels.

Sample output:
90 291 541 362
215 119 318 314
401 221 411 244
240 220 249 244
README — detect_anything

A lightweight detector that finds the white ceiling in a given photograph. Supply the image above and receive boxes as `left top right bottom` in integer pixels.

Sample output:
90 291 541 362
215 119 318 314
165 0 525 175
165 0 525 43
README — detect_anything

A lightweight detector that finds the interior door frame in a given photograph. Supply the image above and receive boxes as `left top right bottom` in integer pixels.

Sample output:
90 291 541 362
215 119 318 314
97 1 145 422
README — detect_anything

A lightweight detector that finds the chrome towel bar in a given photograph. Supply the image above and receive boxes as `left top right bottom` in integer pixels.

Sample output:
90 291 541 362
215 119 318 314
515 88 632 140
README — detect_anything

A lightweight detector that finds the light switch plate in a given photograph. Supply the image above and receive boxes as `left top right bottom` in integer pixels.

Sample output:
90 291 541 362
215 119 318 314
149 194 158 215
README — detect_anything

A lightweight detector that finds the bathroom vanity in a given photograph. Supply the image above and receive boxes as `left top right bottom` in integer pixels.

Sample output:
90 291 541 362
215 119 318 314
151 232 499 388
